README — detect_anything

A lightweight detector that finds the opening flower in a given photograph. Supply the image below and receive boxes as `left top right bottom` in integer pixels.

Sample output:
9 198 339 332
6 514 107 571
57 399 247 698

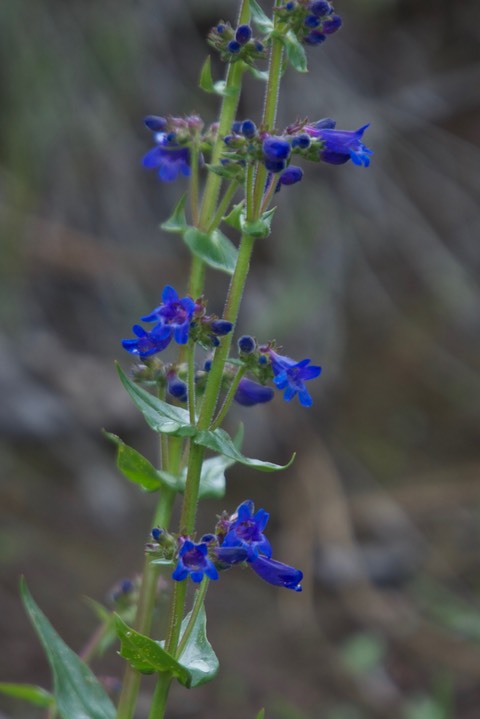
141 285 196 346
220 500 272 560
172 539 219 583
305 121 373 167
143 131 191 182
121 324 172 358
268 349 322 407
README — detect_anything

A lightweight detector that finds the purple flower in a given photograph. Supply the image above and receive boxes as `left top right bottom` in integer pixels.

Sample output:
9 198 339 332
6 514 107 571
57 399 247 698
262 136 291 162
121 324 172 358
268 349 322 407
172 540 219 583
235 24 252 45
250 555 303 592
234 378 275 407
167 372 188 402
277 165 303 189
143 131 191 182
322 14 342 34
221 500 272 561
305 122 373 167
141 285 195 346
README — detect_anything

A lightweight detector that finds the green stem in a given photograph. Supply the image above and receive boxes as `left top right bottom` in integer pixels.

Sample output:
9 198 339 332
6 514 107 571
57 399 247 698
206 180 239 234
189 140 201 227
187 255 205 301
198 0 250 231
211 365 246 431
175 578 209 658
147 673 171 719
186 339 196 425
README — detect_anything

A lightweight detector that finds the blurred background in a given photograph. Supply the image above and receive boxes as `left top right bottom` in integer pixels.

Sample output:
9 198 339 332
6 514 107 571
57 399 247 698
1 0 480 717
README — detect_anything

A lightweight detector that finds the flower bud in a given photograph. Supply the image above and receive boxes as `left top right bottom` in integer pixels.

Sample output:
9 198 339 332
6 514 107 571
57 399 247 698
235 24 252 45
238 335 256 354
262 136 291 161
144 115 167 132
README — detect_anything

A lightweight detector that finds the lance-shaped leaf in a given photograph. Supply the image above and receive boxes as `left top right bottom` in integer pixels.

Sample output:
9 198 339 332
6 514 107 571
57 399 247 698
116 364 197 437
114 615 191 683
194 426 295 472
20 579 115 719
249 0 274 33
0 683 54 709
278 29 308 73
176 603 219 688
199 56 234 97
182 227 238 275
104 432 180 492
160 193 188 233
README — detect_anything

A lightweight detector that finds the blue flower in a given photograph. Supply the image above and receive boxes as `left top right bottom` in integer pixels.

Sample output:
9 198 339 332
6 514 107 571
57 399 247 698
263 136 291 162
306 121 373 167
167 372 188 402
250 555 303 592
141 285 196 346
234 378 275 407
268 349 322 407
221 500 272 561
121 324 172 358
143 131 191 182
172 539 219 583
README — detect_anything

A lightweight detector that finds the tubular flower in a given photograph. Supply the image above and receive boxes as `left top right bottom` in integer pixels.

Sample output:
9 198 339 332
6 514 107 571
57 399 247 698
234 378 275 407
141 285 195 346
250 555 303 592
220 500 272 560
268 349 322 407
172 540 219 584
305 121 373 167
143 131 191 182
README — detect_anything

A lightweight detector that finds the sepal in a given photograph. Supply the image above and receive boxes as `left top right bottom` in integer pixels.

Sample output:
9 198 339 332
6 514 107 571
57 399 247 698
240 207 276 238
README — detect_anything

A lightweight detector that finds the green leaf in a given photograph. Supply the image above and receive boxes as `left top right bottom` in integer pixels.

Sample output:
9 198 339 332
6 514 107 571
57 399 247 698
114 615 191 683
20 578 115 719
183 227 238 275
194 426 295 472
160 193 188 233
241 207 276 238
256 710 266 719
199 56 215 93
0 683 54 709
104 432 180 492
281 30 308 73
249 0 274 33
176 604 219 688
248 66 269 82
116 364 197 437
223 201 244 231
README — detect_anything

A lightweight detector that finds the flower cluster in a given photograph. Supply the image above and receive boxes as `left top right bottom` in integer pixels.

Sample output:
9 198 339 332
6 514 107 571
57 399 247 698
165 501 303 591
208 22 266 64
275 0 342 46
122 285 232 359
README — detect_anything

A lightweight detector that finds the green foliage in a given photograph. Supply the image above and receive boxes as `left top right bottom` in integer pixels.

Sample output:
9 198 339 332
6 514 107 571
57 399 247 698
249 0 274 34
241 208 276 238
199 56 235 96
160 193 188 233
278 30 308 73
115 603 218 688
20 578 115 719
105 430 237 498
117 365 295 472
0 683 54 709
183 227 238 275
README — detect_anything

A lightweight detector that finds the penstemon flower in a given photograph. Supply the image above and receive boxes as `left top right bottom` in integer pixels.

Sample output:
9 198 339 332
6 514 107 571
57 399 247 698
266 348 322 407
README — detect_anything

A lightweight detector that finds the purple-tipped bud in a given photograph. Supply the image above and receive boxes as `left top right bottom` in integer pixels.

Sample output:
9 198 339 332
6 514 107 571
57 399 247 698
285 1 296 10
167 375 188 402
238 335 256 354
151 528 163 541
227 39 241 53
235 24 252 45
200 533 216 544
216 23 226 33
204 359 212 372
304 30 326 45
241 119 257 138
322 14 342 33
210 320 233 336
262 136 291 161
264 157 286 173
234 378 275 407
255 40 264 52
231 121 243 134
304 14 320 28
278 166 303 187
291 134 311 149
144 115 167 132
309 0 332 16
314 118 336 129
